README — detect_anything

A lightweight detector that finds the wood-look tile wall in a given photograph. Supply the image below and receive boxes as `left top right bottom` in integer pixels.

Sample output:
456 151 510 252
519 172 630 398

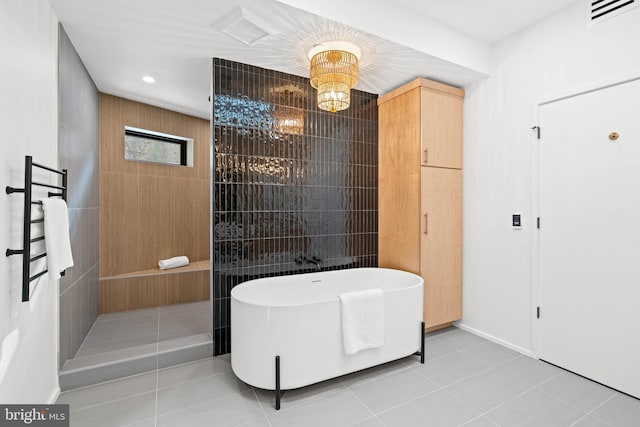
99 94 210 311
99 270 210 313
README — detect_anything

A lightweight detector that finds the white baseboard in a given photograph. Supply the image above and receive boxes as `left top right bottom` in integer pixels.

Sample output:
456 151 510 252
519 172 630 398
48 386 61 404
455 322 534 358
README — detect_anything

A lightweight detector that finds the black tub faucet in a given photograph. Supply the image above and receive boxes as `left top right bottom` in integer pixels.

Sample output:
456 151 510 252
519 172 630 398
308 256 322 271
295 256 322 271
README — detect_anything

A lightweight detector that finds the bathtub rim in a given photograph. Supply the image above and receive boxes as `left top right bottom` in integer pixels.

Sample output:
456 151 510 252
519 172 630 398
229 267 424 308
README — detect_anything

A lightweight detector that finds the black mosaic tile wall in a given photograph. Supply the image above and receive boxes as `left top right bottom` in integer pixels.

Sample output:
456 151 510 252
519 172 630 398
212 58 378 355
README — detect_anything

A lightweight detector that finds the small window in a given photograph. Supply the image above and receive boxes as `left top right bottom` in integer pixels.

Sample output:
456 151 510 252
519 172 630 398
124 126 193 166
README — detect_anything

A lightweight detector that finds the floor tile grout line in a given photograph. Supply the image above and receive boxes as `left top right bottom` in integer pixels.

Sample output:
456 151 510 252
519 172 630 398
77 328 160 353
533 389 591 421
341 379 377 420
459 349 522 367
432 336 488 350
156 368 232 392
374 415 389 427
373 385 444 417
153 389 256 421
408 353 491 382
440 388 492 424
251 388 273 427
341 359 444 410
95 301 208 324
260 380 349 415
66 389 158 414
576 394 617 427
59 367 158 395
535 382 616 420
568 413 600 427
158 359 233 390
341 359 414 389
448 370 565 423
409 351 525 388
419 335 518 366
94 308 160 324
458 414 498 426
74 319 99 357
424 327 458 339
462 385 537 426
347 416 388 427
340 379 391 427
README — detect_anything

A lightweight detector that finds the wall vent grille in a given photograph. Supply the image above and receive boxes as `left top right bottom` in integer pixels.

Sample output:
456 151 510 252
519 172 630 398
590 0 638 25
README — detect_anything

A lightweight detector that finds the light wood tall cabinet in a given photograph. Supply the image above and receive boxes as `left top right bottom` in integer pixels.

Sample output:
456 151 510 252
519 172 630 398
378 78 464 331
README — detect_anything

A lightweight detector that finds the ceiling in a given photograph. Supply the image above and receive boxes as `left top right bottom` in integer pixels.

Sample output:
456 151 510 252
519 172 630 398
392 0 580 44
49 0 579 119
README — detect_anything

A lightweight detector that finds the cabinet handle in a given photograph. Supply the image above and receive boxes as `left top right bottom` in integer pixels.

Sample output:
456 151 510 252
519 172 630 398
423 148 429 164
424 213 428 235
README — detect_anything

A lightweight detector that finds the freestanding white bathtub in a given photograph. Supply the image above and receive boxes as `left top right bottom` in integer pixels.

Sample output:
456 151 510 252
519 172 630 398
231 268 424 404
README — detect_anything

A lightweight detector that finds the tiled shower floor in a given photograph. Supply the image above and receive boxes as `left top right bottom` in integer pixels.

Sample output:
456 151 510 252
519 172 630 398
60 301 212 390
57 327 640 427
75 301 211 358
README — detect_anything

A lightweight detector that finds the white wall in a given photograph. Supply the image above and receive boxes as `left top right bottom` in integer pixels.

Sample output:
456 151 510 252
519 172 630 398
0 0 60 403
461 2 640 354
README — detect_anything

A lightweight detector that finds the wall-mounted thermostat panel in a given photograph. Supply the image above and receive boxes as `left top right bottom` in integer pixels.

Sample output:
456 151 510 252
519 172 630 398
512 214 522 228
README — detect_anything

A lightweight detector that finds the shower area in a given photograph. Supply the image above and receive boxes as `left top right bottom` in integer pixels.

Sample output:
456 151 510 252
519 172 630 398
57 27 211 390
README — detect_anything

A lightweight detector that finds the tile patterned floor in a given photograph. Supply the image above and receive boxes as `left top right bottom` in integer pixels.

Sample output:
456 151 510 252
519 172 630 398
57 328 640 427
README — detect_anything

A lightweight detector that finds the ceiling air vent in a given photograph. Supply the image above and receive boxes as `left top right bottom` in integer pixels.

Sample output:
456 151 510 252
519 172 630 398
590 0 638 25
210 7 277 46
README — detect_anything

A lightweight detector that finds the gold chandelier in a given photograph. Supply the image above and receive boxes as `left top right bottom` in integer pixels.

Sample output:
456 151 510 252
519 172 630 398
308 41 361 113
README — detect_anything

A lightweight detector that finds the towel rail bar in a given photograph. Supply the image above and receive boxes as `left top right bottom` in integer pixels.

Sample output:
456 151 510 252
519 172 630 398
32 161 65 175
32 181 66 191
5 155 68 302
30 270 48 282
30 253 47 263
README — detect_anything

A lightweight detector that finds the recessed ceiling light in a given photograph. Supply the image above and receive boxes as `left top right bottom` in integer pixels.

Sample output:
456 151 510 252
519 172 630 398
142 76 155 84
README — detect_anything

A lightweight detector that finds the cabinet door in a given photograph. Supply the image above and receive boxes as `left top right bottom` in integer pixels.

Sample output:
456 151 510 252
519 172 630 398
420 167 462 328
421 88 463 169
378 88 422 273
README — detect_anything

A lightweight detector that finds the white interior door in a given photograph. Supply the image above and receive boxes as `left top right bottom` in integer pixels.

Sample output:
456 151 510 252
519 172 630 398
539 78 640 398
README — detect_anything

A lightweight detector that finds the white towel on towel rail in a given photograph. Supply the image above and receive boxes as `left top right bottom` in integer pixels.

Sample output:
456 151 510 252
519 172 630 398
158 256 189 270
40 198 74 280
339 288 384 355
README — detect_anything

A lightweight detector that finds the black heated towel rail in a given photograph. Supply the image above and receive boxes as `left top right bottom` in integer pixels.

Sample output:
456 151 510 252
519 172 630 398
5 155 68 302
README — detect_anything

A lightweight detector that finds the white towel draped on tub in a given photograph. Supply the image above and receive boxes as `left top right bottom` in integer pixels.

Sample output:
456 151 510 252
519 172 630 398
339 288 384 355
158 256 189 270
40 198 74 280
